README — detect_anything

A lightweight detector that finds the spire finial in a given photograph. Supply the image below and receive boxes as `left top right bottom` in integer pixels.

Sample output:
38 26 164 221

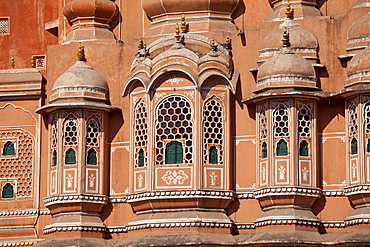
10 56 15 69
77 43 86 61
211 38 217 51
225 34 231 50
31 56 35 68
181 13 188 33
175 23 181 43
138 39 144 50
282 28 290 47
285 0 293 19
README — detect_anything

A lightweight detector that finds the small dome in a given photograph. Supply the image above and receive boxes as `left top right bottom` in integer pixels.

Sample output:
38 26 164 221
347 12 370 53
50 61 109 104
346 46 370 87
259 20 318 63
256 47 317 92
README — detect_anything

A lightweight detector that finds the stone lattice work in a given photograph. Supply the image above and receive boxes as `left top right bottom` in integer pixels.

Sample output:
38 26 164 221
258 105 268 141
134 99 148 167
365 103 370 133
203 97 224 165
273 104 290 137
155 95 193 165
298 104 312 138
86 120 99 147
348 99 359 137
64 119 78 146
0 18 9 34
0 130 33 197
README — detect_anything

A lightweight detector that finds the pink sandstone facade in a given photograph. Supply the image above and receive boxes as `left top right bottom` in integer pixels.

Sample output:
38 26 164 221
1 0 370 246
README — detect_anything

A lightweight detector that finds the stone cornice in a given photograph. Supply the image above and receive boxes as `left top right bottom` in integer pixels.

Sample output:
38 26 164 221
254 218 321 227
253 186 322 199
0 68 39 74
0 208 50 216
43 225 106 234
44 194 108 207
343 184 370 196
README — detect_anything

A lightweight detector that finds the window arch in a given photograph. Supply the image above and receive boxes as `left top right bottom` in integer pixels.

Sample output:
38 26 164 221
203 97 224 165
299 140 309 157
86 148 97 165
351 138 358 155
3 141 15 156
276 139 288 156
165 141 183 164
262 142 268 158
209 146 218 164
2 183 14 198
52 150 57 166
65 148 76 164
156 95 193 165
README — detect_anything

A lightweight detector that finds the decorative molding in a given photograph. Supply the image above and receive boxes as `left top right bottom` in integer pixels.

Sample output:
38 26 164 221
0 68 39 74
253 186 322 199
43 225 106 234
236 192 254 199
254 219 320 227
125 221 233 231
0 208 50 216
344 184 370 196
110 196 127 203
235 223 256 229
0 240 42 246
44 194 108 207
322 221 346 228
322 190 344 196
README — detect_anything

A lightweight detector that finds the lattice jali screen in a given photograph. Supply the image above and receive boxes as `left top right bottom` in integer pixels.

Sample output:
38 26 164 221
203 98 224 165
155 95 193 165
0 130 33 197
273 104 290 137
86 120 99 147
134 99 148 167
0 18 9 35
298 106 312 138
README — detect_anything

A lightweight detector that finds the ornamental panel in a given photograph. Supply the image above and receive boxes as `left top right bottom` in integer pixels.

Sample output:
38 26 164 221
275 159 289 185
299 160 311 186
86 168 98 193
204 167 223 189
350 158 359 184
134 170 146 191
63 168 77 193
155 167 192 189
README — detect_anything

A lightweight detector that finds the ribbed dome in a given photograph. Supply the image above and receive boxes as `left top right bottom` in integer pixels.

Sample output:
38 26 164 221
259 20 318 63
346 46 370 87
142 0 241 18
50 61 109 103
347 12 370 53
256 47 317 92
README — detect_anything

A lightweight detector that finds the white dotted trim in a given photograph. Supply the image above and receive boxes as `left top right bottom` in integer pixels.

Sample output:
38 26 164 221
253 186 321 198
44 194 108 207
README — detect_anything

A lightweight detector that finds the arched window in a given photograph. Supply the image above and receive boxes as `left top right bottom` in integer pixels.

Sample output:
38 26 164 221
276 139 288 156
262 142 267 158
3 141 14 156
209 146 218 164
52 150 57 166
65 148 76 164
351 138 358 155
86 148 97 165
299 140 309 157
165 141 183 164
138 148 145 167
367 138 370 153
2 183 14 198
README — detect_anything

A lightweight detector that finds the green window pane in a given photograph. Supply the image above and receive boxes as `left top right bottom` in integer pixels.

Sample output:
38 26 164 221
299 140 309 157
52 150 57 166
262 142 267 158
351 138 358 155
276 139 288 156
165 141 183 164
65 148 76 164
87 149 97 165
3 141 14 156
138 148 145 167
367 139 370 153
209 146 218 164
2 183 14 198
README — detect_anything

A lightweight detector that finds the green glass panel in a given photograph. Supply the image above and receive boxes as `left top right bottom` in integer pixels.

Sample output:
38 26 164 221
262 142 267 158
209 146 218 164
52 150 57 166
367 139 370 153
165 141 183 164
65 148 76 164
2 183 13 198
138 148 145 167
276 139 288 156
87 149 97 165
351 138 358 155
3 141 14 156
299 140 309 157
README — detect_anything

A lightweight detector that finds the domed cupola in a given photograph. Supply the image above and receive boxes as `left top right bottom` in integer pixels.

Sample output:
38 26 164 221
63 0 118 43
142 0 241 37
347 12 370 54
259 2 319 64
267 0 321 21
256 29 317 93
49 46 110 105
346 44 370 88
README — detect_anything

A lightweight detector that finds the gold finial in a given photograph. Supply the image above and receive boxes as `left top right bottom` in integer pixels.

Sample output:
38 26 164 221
143 41 147 51
282 28 290 47
31 56 35 68
181 13 188 33
211 38 217 51
10 56 15 69
77 43 85 61
175 23 181 43
285 0 293 19
225 35 231 50
138 39 144 50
